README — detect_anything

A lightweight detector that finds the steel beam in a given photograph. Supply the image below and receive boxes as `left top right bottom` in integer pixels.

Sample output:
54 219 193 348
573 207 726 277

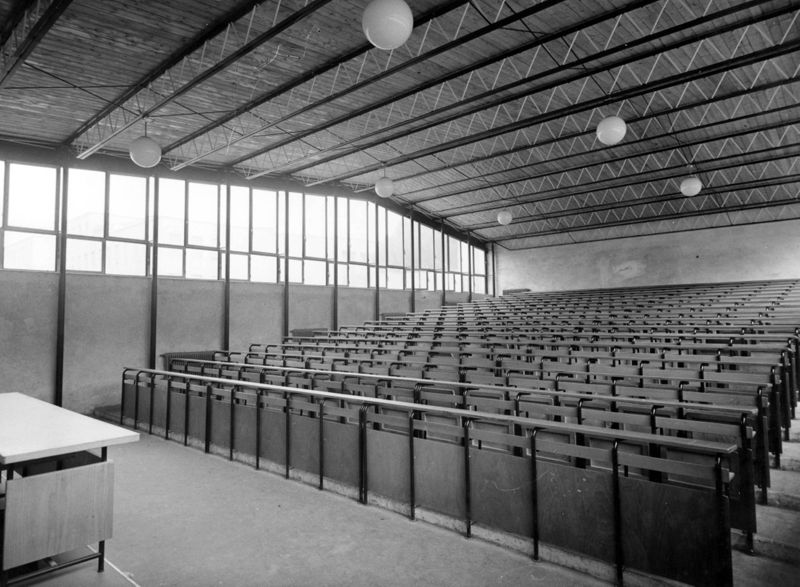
275 0 791 183
72 0 335 159
494 194 800 244
443 145 800 219
235 0 660 174
305 34 800 187
0 0 73 89
470 174 800 231
409 111 800 205
164 0 477 168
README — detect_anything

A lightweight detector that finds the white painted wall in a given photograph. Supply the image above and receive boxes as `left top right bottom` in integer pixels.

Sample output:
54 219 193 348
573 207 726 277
497 220 800 293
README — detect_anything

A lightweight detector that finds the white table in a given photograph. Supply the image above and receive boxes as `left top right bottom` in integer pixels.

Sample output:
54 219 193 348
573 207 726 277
0 393 139 585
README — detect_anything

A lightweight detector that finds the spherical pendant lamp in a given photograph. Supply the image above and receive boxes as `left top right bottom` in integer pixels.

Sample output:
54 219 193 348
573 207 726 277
362 0 414 51
375 175 394 198
497 210 513 226
596 115 627 146
129 135 161 168
680 176 703 197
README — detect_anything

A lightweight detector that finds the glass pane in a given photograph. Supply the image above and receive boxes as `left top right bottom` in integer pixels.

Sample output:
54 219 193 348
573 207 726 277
369 266 375 288
229 186 250 252
186 248 218 280
8 163 57 230
473 276 486 295
337 199 348 261
148 178 154 241
386 210 403 266
337 262 348 286
288 192 303 257
252 189 277 253
386 267 404 290
67 169 105 237
4 231 56 270
0 161 4 227
106 241 146 275
367 202 376 264
278 191 286 255
403 216 411 269
305 259 326 285
229 253 249 280
251 255 277 283
448 236 461 273
66 238 102 272
433 229 442 271
157 246 183 277
326 197 335 260
415 269 427 290
349 200 367 262
378 207 386 266
349 264 368 287
474 248 486 275
187 182 218 247
109 174 147 240
419 224 434 269
288 258 303 283
305 194 326 258
158 178 185 246
461 241 470 273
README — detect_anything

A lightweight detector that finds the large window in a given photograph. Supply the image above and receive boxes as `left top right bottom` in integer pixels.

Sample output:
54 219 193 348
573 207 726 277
0 160 488 292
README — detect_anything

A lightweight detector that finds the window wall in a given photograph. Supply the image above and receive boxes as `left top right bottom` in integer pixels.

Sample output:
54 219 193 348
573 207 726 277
0 159 488 292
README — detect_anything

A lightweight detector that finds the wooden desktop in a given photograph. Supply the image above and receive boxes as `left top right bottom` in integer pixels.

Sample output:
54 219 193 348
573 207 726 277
0 393 138 585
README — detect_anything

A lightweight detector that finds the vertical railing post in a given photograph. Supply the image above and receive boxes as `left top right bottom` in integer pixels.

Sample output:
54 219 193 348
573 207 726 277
204 383 213 453
463 417 472 538
285 391 292 479
165 376 172 440
408 410 416 520
611 440 624 586
318 399 326 490
530 428 540 561
255 388 262 471
358 405 369 504
715 455 734 587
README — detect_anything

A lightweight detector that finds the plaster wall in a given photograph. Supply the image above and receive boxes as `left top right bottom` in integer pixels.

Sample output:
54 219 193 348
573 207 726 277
290 285 334 331
0 271 58 403
414 290 444 312
497 220 800 293
338 287 376 327
63 274 149 414
379 289 412 316
229 282 283 350
156 279 224 363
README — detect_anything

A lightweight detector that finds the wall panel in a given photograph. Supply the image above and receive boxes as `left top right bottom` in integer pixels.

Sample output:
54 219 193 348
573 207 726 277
156 279 224 365
0 271 58 403
63 274 149 414
229 282 282 350
497 219 800 292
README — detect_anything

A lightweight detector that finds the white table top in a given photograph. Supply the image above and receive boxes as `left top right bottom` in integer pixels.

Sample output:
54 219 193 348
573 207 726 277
0 393 139 465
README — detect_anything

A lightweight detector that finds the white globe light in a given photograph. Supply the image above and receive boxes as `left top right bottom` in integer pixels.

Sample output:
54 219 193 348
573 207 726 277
375 176 394 198
596 115 627 146
362 0 413 51
680 176 703 197
497 210 513 226
129 135 161 168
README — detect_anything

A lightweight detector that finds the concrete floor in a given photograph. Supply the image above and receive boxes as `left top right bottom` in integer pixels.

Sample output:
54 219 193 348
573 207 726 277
13 429 800 587
19 435 606 587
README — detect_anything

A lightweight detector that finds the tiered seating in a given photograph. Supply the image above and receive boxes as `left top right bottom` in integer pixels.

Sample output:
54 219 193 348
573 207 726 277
119 279 800 587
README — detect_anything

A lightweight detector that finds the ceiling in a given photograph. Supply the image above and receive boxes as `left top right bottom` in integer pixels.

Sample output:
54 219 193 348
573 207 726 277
0 0 798 249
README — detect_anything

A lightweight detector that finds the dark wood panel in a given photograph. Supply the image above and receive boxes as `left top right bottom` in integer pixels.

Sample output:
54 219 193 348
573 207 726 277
471 449 532 538
414 438 465 519
366 429 410 505
620 477 730 586
538 462 615 563
322 420 359 487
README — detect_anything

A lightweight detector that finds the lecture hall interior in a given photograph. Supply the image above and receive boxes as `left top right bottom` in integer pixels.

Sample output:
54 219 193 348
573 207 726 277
0 0 799 585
